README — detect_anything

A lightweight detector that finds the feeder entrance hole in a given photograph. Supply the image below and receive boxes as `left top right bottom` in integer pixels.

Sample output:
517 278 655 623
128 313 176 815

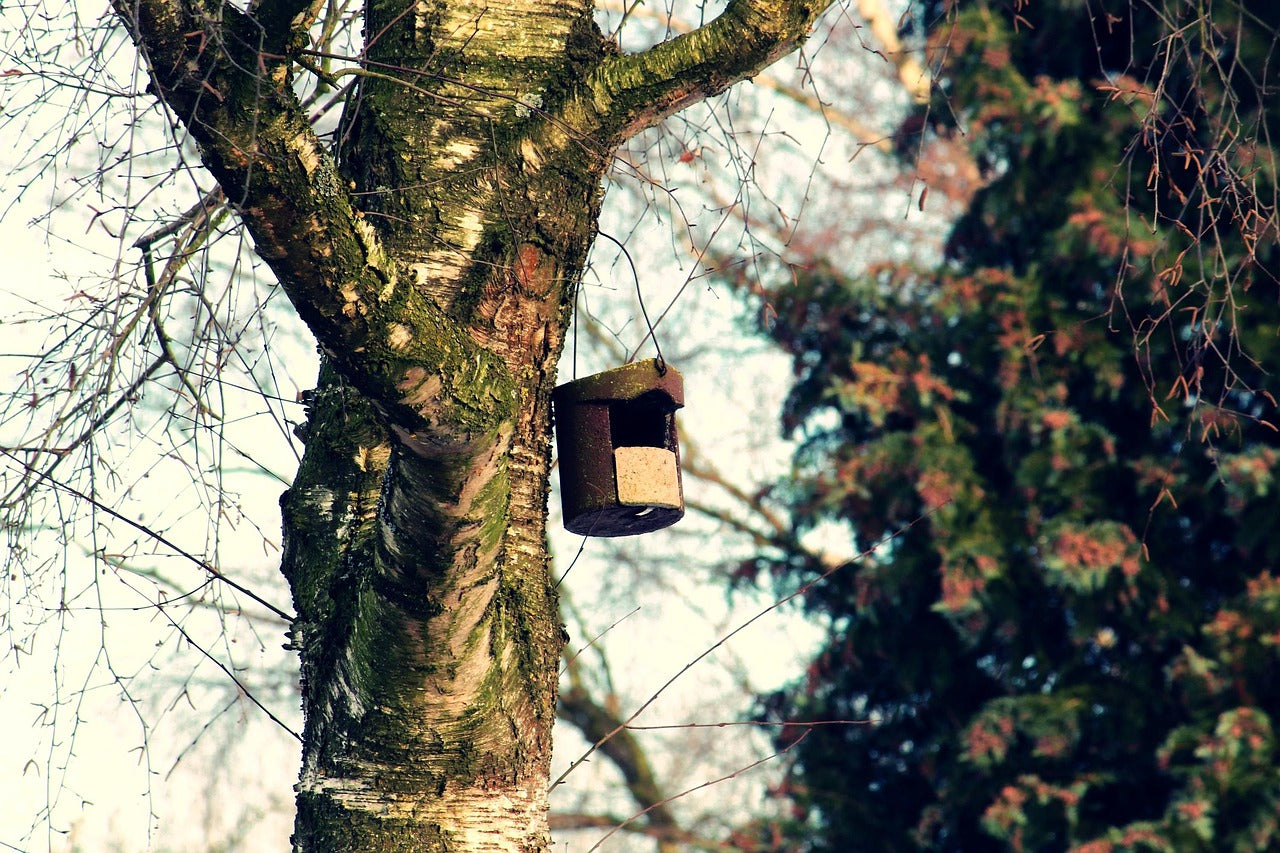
609 392 674 449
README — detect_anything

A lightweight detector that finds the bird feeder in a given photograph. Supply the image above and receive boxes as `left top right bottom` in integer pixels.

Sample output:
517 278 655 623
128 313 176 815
552 359 684 537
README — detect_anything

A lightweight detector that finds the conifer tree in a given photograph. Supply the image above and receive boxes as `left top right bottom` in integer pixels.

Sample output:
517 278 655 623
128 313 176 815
752 0 1280 848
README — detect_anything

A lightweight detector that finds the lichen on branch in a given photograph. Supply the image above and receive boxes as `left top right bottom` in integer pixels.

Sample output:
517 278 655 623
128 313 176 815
561 0 839 141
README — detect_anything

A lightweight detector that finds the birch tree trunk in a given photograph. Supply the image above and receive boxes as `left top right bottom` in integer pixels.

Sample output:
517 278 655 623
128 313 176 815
110 0 835 847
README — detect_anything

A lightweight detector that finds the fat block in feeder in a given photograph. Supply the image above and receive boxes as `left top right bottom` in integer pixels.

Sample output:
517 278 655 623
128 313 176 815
552 359 685 537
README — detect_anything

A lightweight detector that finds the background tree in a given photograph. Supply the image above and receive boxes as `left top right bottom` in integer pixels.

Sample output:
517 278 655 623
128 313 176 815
0 0 846 846
746 0 1280 849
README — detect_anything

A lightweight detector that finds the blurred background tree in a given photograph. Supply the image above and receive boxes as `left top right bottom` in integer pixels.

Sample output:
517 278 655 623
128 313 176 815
745 0 1280 849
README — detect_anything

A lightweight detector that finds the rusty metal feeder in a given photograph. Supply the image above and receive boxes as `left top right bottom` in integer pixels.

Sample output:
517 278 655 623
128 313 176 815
552 359 684 537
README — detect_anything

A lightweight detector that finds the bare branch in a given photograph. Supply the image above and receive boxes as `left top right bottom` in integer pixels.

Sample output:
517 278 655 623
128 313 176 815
559 654 683 853
853 0 929 103
549 811 727 849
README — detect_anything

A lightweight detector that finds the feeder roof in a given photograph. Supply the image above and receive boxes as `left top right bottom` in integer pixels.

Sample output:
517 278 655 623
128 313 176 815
552 359 683 407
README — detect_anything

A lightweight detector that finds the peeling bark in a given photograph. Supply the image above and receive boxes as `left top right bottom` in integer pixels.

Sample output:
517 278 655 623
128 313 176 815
110 0 837 846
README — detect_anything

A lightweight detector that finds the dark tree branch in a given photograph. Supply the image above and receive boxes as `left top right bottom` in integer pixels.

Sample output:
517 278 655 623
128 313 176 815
549 811 727 849
559 654 682 852
249 0 324 50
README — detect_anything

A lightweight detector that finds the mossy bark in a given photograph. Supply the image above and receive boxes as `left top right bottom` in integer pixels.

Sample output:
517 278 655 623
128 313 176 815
112 0 836 847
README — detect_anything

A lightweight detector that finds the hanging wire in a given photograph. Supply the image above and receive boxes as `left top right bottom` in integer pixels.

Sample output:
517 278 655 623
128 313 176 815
596 230 666 375
571 265 580 380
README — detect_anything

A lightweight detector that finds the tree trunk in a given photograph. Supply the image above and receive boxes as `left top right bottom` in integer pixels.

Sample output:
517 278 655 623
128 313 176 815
111 0 834 846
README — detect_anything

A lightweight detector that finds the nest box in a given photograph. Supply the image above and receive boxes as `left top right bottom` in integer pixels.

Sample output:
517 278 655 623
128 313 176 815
552 359 684 537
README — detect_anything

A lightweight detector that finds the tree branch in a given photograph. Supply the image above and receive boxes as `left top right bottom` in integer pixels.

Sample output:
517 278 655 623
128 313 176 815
559 654 682 852
112 0 516 449
570 0 839 141
596 0 895 150
549 812 725 849
250 0 325 50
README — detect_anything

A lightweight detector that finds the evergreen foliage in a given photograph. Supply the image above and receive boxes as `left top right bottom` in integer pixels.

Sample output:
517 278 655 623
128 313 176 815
752 0 1280 849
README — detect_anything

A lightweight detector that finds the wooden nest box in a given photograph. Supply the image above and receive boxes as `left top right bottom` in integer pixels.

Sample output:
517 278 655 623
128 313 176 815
552 359 685 537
